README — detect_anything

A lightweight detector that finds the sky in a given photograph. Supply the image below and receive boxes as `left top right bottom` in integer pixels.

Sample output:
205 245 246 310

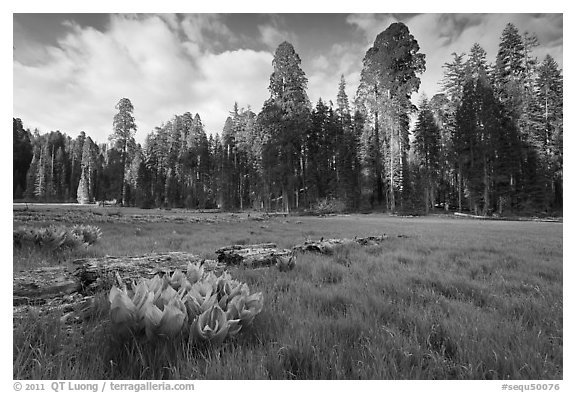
13 13 563 144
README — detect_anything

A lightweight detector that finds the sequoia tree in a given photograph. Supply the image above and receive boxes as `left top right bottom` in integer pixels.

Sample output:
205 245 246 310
356 22 425 211
258 41 310 212
109 98 137 205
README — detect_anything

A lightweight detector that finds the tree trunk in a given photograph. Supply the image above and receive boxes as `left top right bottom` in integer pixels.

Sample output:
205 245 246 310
374 111 384 206
389 145 395 212
282 186 290 214
424 184 430 214
483 155 490 216
458 165 463 212
120 146 127 206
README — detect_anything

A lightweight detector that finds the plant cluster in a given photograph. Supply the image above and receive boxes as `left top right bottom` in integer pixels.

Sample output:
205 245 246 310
13 224 102 251
108 262 264 345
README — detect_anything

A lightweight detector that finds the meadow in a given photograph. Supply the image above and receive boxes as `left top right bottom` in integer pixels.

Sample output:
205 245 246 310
12 205 563 379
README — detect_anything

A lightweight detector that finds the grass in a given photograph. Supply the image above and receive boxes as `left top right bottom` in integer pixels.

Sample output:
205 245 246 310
13 206 563 379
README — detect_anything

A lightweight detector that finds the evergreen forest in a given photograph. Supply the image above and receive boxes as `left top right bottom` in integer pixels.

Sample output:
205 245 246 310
13 22 563 216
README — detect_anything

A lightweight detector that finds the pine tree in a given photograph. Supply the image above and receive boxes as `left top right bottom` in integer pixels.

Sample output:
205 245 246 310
495 24 526 85
70 132 86 201
441 53 467 105
466 43 489 80
34 143 48 200
413 97 441 213
336 76 361 208
55 146 67 200
440 53 469 210
13 118 33 198
534 54 563 209
455 74 516 215
428 93 454 209
336 75 350 118
220 116 236 210
25 144 40 200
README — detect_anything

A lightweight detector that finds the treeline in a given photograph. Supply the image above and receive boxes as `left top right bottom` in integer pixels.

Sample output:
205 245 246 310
13 22 562 215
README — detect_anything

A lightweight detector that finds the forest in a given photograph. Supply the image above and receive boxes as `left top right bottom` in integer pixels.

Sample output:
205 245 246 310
12 22 563 216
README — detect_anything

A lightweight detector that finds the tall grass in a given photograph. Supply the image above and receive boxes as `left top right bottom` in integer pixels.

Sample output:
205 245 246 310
13 210 562 379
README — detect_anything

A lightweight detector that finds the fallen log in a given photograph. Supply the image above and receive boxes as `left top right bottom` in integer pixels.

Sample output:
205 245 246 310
13 252 223 307
292 235 390 254
454 212 490 219
14 266 78 306
72 252 225 293
13 252 225 329
215 243 294 269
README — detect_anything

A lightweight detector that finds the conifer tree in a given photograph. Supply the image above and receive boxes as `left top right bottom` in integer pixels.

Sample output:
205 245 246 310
110 98 137 206
534 54 563 209
13 118 33 198
259 41 310 212
413 98 441 213
356 22 425 211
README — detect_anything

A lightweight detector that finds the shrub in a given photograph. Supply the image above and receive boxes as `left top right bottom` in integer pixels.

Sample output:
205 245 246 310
13 224 102 252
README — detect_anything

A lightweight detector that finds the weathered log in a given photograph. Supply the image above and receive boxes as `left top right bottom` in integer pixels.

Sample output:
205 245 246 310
13 252 223 307
216 243 278 253
14 266 79 306
13 252 227 330
292 235 390 254
215 243 294 269
354 235 390 245
71 252 224 293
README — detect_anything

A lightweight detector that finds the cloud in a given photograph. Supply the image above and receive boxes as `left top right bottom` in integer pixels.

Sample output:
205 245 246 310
346 13 399 46
306 42 364 107
13 14 275 144
311 55 329 70
193 49 273 117
180 14 238 52
258 15 299 50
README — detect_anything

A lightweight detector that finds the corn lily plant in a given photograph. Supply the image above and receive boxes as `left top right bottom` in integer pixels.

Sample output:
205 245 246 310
186 262 204 284
109 286 137 336
225 292 264 328
215 272 249 310
141 295 188 339
109 266 263 344
190 305 230 345
183 281 217 318
109 279 188 339
14 224 102 251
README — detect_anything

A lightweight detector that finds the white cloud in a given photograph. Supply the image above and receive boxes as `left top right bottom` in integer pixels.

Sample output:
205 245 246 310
180 14 237 50
13 14 275 144
306 43 364 108
311 55 329 70
346 13 399 46
193 49 273 118
258 15 299 50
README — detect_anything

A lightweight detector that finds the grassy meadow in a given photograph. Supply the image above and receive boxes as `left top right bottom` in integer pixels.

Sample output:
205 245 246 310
13 205 563 379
